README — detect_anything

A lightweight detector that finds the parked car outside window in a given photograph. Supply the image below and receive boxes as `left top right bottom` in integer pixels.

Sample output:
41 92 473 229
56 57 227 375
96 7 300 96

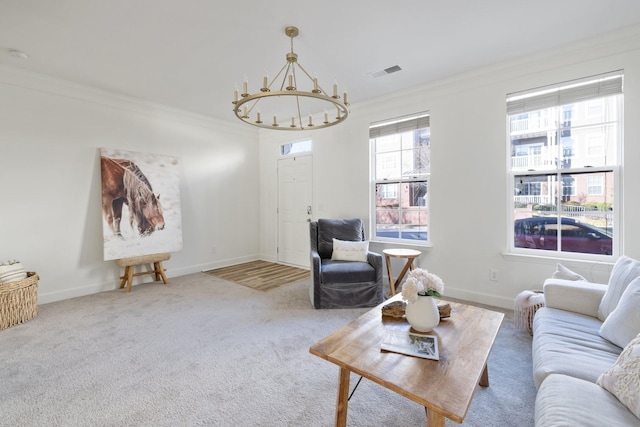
514 217 612 255
375 228 428 241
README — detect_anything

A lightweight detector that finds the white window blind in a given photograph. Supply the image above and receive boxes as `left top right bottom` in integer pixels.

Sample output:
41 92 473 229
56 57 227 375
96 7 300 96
369 113 430 139
506 70 623 115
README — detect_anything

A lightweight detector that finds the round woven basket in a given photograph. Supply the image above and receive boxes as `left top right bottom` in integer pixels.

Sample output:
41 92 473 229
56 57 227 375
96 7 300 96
0 271 39 330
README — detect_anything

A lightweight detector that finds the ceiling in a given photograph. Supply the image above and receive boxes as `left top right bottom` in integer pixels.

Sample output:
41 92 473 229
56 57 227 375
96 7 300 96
2 0 640 124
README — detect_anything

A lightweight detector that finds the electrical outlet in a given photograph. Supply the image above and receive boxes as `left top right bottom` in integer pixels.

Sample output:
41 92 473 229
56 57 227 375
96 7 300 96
490 269 499 282
211 246 217 255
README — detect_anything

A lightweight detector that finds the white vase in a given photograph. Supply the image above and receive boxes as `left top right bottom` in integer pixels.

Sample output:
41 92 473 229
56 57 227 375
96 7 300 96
405 295 440 332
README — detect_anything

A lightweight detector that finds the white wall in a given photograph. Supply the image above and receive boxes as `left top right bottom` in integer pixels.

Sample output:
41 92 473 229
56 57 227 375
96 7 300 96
259 26 640 309
3 26 639 309
0 66 260 303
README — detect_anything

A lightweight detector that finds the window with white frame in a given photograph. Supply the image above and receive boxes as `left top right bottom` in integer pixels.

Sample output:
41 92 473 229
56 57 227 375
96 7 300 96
587 175 604 196
587 99 604 117
281 139 312 156
370 113 430 243
587 135 605 157
509 70 622 258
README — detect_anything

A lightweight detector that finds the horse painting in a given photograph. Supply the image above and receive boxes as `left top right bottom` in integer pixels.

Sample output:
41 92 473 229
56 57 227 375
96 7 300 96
101 156 165 237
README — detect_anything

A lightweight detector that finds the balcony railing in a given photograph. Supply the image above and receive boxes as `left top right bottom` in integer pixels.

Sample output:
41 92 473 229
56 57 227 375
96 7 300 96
514 195 550 205
511 145 564 171
511 154 545 170
510 115 553 135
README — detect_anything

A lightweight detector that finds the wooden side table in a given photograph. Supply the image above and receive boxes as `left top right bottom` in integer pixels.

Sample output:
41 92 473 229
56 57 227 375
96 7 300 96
383 248 422 296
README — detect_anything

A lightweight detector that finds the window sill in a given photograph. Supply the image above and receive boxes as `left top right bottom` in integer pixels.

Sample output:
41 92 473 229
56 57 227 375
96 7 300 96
502 251 614 268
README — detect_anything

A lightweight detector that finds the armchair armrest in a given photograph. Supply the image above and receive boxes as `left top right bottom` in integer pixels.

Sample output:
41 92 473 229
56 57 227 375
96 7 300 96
310 249 321 277
543 278 607 318
367 251 383 283
367 251 382 268
309 249 322 308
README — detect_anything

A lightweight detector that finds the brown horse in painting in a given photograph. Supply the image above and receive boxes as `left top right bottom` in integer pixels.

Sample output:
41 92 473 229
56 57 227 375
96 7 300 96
101 156 165 237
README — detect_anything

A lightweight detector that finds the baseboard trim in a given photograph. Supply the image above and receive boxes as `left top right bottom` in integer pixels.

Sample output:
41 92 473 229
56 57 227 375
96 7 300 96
38 257 514 310
38 281 116 305
444 287 515 311
38 255 262 304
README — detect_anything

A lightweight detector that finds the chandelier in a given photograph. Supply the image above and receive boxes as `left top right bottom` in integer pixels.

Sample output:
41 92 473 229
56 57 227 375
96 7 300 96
232 26 349 130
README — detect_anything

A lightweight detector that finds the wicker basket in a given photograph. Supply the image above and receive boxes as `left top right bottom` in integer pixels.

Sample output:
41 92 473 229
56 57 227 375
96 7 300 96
0 271 39 330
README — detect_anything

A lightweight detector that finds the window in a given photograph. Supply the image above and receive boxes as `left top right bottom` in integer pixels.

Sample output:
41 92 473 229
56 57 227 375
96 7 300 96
508 71 622 258
370 113 430 243
586 99 604 118
587 175 604 196
281 139 311 156
587 135 605 157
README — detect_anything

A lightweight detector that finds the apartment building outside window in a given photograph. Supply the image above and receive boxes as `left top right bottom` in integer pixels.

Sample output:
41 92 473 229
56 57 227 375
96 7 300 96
370 113 430 243
508 71 623 258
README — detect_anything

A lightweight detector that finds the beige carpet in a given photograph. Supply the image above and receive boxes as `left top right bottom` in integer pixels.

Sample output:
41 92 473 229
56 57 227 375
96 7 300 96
0 273 536 426
205 260 309 292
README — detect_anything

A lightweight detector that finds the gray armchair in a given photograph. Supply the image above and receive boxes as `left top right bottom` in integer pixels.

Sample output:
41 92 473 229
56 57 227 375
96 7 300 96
309 218 384 309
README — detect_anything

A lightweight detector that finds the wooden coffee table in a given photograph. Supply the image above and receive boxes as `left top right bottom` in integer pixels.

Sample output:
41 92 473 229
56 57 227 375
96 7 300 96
309 295 504 426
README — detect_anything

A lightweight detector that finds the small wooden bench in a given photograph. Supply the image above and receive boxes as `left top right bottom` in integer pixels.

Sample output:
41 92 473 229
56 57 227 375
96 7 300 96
116 253 170 293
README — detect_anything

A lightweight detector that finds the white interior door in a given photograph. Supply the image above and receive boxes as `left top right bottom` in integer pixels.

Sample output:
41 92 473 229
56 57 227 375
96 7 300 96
277 155 312 268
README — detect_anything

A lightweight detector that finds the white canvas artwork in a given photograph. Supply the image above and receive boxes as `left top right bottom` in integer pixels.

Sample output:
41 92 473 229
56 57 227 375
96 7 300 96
100 147 183 260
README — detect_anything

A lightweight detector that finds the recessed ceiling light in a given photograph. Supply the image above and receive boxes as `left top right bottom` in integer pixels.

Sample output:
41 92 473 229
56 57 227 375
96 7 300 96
8 48 29 60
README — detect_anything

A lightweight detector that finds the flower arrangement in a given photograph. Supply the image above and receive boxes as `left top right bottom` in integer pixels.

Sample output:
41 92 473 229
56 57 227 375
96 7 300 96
401 268 444 303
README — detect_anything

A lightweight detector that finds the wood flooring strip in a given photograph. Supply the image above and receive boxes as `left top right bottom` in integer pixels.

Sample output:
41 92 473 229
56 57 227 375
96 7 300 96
205 261 309 292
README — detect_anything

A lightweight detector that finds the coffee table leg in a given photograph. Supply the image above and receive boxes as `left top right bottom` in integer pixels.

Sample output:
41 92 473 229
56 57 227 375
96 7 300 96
479 363 489 387
425 407 445 427
335 367 350 427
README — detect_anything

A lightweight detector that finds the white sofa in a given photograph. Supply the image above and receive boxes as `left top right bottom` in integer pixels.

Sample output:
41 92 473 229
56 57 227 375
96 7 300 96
532 257 640 426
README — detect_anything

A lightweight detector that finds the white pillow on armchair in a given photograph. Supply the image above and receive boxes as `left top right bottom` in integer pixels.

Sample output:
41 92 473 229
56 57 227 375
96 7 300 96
331 238 369 262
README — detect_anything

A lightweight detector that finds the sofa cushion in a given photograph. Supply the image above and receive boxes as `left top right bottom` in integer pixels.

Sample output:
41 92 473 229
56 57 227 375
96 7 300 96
317 218 363 259
600 277 640 348
320 259 376 284
597 333 640 419
552 263 586 281
331 238 369 262
536 374 640 427
532 307 621 388
598 256 640 321
542 279 606 317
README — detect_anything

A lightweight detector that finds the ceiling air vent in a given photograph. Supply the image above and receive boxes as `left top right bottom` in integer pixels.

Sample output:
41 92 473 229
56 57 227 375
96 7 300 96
369 65 402 78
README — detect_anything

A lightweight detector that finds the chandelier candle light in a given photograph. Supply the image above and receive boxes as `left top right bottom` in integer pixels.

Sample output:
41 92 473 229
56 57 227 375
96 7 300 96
232 26 349 130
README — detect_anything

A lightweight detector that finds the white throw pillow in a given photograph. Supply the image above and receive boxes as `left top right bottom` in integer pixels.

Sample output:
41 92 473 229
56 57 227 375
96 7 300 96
331 238 368 262
551 263 587 281
600 277 640 348
597 333 640 419
598 256 640 321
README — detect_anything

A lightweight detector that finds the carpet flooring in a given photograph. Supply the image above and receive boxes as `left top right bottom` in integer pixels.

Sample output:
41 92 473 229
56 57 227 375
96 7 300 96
0 273 536 426
205 260 309 292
